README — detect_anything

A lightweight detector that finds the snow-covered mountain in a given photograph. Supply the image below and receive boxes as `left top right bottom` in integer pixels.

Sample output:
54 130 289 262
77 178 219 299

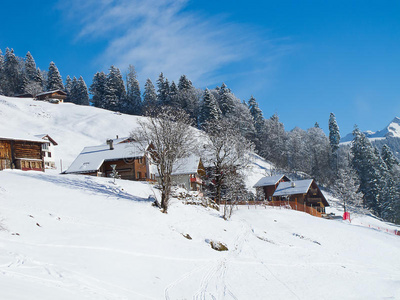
341 116 400 142
1 96 400 299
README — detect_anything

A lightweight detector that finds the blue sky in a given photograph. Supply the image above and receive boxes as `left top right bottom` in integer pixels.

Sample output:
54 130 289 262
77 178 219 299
1 0 399 136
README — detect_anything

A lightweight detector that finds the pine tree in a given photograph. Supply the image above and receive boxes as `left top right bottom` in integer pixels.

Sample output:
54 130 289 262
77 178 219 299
351 127 383 215
199 88 221 128
104 65 126 111
381 145 399 171
0 49 4 94
24 52 38 83
329 113 340 153
75 76 89 105
168 81 179 107
143 78 157 112
248 96 264 135
125 65 142 115
46 61 64 91
64 75 73 102
157 72 169 106
90 71 107 108
3 48 21 96
314 122 320 128
69 76 78 103
218 83 235 116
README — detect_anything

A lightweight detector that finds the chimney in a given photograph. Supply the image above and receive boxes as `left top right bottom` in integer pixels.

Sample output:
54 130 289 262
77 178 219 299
116 135 119 139
291 181 296 188
106 139 114 150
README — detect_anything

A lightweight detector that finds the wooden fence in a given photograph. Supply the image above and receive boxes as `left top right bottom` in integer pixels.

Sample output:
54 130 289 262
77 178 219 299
219 200 323 218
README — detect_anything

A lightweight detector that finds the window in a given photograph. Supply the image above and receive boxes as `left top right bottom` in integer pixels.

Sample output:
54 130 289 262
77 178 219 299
139 157 143 164
48 152 51 158
137 172 141 179
42 143 49 151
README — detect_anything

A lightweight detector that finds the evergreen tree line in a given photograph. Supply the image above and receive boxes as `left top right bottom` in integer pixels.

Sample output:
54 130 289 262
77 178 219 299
1 48 399 223
0 48 88 105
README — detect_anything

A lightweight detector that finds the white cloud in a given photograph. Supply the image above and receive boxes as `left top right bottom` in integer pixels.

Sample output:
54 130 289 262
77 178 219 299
61 0 291 87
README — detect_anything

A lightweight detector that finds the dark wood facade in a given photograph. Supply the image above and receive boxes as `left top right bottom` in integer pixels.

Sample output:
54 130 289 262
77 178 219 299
36 90 67 102
258 175 290 200
272 180 328 214
0 138 45 172
83 156 154 181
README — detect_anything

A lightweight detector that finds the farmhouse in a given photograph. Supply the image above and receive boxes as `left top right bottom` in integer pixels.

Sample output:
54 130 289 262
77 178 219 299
36 90 67 103
253 174 290 200
157 156 205 192
272 179 329 216
34 134 58 169
0 136 46 171
64 137 156 181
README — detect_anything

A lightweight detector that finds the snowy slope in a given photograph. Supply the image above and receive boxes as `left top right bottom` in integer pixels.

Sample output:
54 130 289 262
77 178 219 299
1 96 400 299
0 170 399 299
0 96 147 170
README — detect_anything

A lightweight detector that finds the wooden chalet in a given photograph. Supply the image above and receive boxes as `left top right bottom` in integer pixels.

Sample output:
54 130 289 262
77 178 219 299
36 90 67 103
253 174 290 201
271 179 329 217
158 156 205 192
0 136 46 172
64 137 156 181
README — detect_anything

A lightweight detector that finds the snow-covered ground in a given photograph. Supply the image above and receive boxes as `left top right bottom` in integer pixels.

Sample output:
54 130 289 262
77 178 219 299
1 96 400 299
1 170 400 299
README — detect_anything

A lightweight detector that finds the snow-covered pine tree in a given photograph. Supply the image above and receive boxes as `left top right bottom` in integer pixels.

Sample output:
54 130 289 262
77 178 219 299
24 52 38 83
0 49 4 94
199 88 221 128
168 81 179 108
157 72 170 106
104 65 126 111
218 83 235 116
351 127 383 215
227 102 257 143
125 65 142 115
381 144 399 172
46 61 64 91
248 96 265 149
90 71 107 108
76 76 89 105
329 112 340 152
177 75 199 121
64 75 73 102
143 78 157 112
3 48 21 96
69 76 78 103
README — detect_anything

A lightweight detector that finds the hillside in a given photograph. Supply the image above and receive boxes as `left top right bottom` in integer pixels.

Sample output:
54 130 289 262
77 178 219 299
1 96 400 299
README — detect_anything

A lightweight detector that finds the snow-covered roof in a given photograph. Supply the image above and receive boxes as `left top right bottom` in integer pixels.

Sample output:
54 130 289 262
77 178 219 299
155 155 201 177
172 155 201 176
273 179 314 196
65 141 147 174
34 134 58 145
253 174 288 188
0 134 46 144
36 90 67 97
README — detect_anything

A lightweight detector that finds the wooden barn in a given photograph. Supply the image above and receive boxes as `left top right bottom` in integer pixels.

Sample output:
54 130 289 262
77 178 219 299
253 174 290 201
36 90 67 103
272 179 329 216
0 136 46 172
64 137 156 181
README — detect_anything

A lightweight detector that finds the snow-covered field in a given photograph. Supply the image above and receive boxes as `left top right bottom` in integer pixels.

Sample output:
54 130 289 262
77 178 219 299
1 96 400 299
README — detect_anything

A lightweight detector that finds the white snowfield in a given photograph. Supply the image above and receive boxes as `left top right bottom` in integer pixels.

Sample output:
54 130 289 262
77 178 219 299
0 95 400 299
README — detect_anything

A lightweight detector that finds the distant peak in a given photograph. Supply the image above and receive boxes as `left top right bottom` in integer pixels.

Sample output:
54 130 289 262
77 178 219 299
391 117 400 123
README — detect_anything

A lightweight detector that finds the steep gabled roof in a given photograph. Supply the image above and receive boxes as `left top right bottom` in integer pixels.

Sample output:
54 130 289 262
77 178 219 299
253 174 290 188
36 90 67 97
273 179 314 196
34 134 58 146
0 135 46 144
65 141 147 174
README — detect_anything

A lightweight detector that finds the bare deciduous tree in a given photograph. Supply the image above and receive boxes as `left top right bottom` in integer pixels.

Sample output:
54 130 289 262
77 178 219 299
203 119 254 219
131 107 195 213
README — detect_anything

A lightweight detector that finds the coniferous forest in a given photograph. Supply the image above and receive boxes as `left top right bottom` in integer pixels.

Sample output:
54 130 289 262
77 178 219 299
1 47 399 224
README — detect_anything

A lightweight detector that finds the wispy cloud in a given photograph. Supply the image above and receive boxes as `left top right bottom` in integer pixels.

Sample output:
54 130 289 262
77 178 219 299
60 0 291 88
